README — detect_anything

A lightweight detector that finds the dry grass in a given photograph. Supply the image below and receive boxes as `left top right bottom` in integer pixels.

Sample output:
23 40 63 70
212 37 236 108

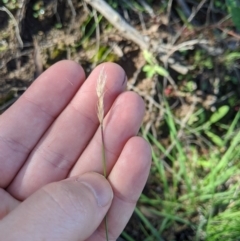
96 66 109 241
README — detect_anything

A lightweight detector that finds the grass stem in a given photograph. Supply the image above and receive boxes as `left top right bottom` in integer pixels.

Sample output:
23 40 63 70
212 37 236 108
101 123 109 241
97 67 109 241
101 125 107 178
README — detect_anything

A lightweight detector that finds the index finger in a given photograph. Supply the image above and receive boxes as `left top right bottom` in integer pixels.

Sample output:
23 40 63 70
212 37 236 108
0 60 85 187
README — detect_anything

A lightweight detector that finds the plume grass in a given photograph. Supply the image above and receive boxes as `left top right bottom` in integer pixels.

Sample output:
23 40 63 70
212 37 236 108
96 67 109 241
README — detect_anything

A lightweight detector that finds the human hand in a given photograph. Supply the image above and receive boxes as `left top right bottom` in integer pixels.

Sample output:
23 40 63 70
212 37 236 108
0 61 151 240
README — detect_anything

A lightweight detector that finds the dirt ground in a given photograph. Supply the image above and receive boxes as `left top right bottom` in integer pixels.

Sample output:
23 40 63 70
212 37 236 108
1 0 240 115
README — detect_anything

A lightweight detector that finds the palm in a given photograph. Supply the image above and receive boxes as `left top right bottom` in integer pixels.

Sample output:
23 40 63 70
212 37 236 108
0 61 150 240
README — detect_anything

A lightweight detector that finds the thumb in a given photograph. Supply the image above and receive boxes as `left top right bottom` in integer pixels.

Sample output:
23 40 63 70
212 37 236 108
0 172 113 241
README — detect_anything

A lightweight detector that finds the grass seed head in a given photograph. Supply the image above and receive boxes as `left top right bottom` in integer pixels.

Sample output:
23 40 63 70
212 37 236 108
97 67 107 124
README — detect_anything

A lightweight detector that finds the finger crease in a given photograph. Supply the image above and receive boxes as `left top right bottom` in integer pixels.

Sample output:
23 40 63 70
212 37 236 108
0 135 30 154
36 147 73 171
69 102 98 125
41 187 72 219
23 95 56 119
112 187 138 205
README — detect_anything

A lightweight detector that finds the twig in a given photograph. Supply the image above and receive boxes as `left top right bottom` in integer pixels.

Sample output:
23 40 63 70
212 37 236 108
130 63 145 86
121 0 148 31
137 0 155 17
186 0 208 24
139 11 146 32
16 0 29 34
83 0 190 74
33 37 43 78
206 0 214 24
166 0 173 24
66 0 77 34
163 39 210 62
172 0 208 44
83 0 149 49
53 0 62 25
67 0 76 17
216 14 231 26
0 6 23 48
217 27 240 40
176 0 192 19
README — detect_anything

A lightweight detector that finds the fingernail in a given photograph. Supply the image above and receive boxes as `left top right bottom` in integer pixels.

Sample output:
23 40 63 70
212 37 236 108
80 173 113 207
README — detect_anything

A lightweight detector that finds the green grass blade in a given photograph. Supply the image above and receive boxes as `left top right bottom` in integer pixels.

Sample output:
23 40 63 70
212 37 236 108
135 207 164 241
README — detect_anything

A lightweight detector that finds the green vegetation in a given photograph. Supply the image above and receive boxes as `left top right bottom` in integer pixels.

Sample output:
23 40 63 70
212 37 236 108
226 0 240 30
32 1 45 19
143 50 169 78
134 105 240 240
1 0 18 10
